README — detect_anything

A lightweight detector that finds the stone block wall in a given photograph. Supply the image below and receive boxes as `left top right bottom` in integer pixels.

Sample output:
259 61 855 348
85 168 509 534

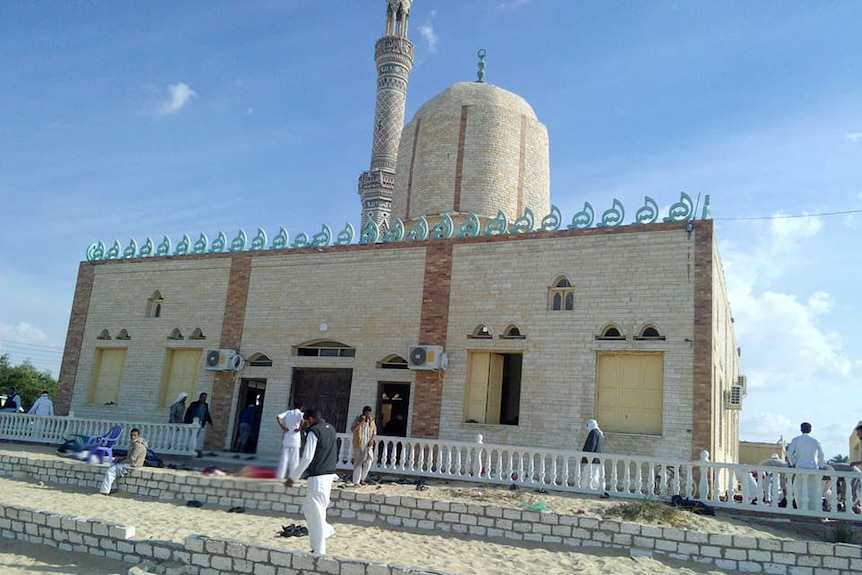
2 453 861 575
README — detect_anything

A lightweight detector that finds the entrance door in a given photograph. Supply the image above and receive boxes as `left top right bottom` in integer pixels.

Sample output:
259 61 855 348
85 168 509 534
233 379 266 453
377 382 410 436
290 369 353 432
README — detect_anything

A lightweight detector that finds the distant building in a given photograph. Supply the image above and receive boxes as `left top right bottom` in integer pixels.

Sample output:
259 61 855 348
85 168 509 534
56 0 741 463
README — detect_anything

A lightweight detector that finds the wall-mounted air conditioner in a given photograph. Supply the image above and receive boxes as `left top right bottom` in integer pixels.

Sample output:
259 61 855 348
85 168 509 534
204 349 244 371
408 345 445 370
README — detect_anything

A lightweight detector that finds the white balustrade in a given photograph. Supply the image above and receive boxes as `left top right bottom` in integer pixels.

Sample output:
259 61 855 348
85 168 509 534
3 413 860 521
0 413 200 456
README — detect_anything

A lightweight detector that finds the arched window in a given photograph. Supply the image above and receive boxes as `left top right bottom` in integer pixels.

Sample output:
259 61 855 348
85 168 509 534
468 324 492 339
500 324 526 340
97 329 111 340
189 328 206 340
296 340 356 358
549 275 574 311
247 352 273 367
377 354 409 369
147 290 164 318
116 329 131 341
596 325 626 341
167 328 184 340
635 325 666 341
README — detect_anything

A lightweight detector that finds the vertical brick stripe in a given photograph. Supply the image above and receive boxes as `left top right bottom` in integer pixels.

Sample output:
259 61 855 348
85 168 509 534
452 106 469 212
208 254 252 449
412 241 454 438
691 220 714 460
404 118 422 218
55 263 96 415
516 114 527 215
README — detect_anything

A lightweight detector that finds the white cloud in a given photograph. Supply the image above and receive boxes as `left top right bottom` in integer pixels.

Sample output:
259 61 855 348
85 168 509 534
846 132 862 141
418 25 438 54
0 321 52 346
158 82 197 114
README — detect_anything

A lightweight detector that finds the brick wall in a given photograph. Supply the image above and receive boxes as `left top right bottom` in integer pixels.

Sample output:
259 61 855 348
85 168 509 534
56 262 95 415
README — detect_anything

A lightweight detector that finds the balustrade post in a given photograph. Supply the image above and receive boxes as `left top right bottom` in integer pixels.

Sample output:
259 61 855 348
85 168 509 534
696 450 711 501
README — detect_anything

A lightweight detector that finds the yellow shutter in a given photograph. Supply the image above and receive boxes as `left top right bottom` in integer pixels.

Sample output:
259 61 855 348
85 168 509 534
161 350 201 406
90 349 126 404
465 352 491 422
596 352 663 435
485 354 505 424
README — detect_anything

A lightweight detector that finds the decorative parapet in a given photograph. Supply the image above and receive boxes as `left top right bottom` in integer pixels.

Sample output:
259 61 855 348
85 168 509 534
86 193 711 261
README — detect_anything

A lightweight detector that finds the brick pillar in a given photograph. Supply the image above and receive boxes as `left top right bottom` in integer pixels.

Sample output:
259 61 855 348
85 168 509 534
207 254 252 449
691 220 715 460
412 241 454 438
55 262 96 415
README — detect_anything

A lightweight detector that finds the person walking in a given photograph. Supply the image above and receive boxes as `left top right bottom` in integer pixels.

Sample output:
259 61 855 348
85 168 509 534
27 390 55 416
184 392 214 455
276 404 305 480
285 408 338 555
168 392 187 423
99 428 148 495
351 406 376 485
580 418 608 496
786 422 825 511
2 387 22 412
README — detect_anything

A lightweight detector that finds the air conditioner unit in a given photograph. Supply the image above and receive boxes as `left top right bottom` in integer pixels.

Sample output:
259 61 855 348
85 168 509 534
727 385 743 410
204 349 244 371
737 375 747 395
408 345 444 370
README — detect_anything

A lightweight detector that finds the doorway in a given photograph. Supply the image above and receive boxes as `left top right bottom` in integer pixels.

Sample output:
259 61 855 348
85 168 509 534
377 382 410 436
232 378 266 453
290 368 353 432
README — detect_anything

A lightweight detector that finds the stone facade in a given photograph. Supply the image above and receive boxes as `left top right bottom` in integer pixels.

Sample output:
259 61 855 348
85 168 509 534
58 220 739 462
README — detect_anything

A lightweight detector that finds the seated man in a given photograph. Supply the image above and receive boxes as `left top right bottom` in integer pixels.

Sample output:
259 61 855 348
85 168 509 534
99 428 148 495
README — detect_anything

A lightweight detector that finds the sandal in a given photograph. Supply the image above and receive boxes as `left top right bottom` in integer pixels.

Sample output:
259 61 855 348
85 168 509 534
227 506 245 513
186 500 204 508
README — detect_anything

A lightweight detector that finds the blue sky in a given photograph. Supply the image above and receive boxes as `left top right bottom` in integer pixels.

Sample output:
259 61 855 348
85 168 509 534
2 1 860 457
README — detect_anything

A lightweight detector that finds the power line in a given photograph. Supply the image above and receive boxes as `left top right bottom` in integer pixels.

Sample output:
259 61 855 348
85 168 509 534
0 339 63 351
713 208 862 221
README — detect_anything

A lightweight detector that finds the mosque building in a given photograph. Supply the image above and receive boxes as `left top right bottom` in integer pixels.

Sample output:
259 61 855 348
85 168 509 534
56 0 742 463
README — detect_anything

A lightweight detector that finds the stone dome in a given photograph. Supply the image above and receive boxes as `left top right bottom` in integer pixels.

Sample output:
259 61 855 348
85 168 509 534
392 82 550 226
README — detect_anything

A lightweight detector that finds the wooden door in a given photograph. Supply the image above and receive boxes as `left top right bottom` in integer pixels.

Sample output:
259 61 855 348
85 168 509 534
290 369 353 432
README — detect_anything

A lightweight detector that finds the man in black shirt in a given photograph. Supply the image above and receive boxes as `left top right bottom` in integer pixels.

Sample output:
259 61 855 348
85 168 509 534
285 408 338 555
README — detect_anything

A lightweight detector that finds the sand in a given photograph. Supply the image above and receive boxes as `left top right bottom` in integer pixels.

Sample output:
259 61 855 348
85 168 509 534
0 471 817 575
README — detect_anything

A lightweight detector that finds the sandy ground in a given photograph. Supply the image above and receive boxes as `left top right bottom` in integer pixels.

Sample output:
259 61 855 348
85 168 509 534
0 471 818 575
0 537 130 575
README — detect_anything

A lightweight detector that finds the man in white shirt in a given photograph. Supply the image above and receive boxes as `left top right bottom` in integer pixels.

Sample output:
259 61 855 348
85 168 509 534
786 422 825 511
276 404 305 480
28 391 55 416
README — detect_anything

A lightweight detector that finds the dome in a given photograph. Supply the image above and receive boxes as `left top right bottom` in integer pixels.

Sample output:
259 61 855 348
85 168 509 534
413 82 539 121
392 82 550 226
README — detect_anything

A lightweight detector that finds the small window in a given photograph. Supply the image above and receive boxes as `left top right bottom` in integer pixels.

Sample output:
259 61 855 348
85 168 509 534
596 325 626 341
634 325 666 341
247 353 273 367
146 290 164 318
499 325 526 340
549 275 574 311
167 328 184 340
296 340 356 358
97 329 111 340
377 355 409 369
116 329 131 341
189 328 206 340
468 324 492 339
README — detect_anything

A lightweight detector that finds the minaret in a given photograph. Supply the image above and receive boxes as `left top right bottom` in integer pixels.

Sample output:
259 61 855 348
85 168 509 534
358 0 415 231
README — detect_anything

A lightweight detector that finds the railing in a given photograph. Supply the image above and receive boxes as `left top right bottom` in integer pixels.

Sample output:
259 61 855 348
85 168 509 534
338 435 862 522
0 413 200 456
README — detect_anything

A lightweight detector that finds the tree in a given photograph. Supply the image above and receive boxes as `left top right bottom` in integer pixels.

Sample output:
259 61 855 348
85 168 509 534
0 353 58 411
829 454 849 464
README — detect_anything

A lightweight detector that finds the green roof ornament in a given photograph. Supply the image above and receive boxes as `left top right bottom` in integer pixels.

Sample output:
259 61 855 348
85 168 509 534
476 49 486 83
